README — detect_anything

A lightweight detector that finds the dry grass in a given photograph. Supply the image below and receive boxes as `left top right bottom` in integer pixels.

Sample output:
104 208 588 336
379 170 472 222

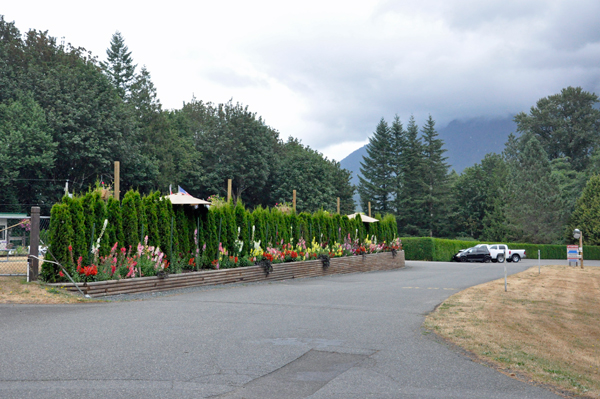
425 265 600 398
0 276 93 304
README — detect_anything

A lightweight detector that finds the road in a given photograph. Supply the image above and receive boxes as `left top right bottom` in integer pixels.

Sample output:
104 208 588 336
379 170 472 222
0 259 586 398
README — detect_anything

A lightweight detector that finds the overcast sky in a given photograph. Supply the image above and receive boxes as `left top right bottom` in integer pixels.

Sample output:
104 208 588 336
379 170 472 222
4 1 600 161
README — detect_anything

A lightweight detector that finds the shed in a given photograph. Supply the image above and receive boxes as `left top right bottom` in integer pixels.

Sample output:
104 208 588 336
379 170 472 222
0 213 28 249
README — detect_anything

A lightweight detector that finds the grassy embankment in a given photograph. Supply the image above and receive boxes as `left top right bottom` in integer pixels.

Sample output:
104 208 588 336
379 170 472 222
425 265 600 397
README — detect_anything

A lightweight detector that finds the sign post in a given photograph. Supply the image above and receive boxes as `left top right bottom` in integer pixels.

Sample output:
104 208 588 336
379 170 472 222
567 245 579 267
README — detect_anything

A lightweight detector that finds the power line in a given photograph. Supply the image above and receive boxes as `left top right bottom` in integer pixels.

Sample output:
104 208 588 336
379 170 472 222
0 178 69 182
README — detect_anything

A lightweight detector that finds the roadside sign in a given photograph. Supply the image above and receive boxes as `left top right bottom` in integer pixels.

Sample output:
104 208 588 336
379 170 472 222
567 245 579 261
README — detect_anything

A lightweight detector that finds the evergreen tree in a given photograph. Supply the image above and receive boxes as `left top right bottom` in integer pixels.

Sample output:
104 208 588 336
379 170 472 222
514 86 600 172
122 190 138 249
398 116 425 236
390 115 405 215
358 118 394 214
566 174 600 245
420 115 451 237
504 136 566 243
42 203 74 282
101 31 137 99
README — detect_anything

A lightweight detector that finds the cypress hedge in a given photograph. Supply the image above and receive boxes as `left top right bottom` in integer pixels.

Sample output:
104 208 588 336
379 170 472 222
400 237 600 261
45 188 399 275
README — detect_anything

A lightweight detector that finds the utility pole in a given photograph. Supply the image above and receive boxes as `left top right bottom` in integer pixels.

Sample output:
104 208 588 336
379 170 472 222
114 161 120 200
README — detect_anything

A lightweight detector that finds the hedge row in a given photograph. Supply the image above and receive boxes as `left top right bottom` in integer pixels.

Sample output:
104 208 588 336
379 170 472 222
401 237 600 261
42 188 398 281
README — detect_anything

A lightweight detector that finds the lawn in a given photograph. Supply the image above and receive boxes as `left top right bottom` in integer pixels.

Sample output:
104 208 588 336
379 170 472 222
425 265 600 398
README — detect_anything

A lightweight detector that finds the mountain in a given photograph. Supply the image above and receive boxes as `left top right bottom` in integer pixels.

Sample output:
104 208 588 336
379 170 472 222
340 116 517 210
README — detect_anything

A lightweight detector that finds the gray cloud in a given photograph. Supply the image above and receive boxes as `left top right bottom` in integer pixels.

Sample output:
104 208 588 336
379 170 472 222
232 1 600 151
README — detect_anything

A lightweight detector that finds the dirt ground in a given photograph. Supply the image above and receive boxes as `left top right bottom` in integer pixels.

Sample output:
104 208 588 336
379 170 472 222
425 265 600 398
0 276 92 304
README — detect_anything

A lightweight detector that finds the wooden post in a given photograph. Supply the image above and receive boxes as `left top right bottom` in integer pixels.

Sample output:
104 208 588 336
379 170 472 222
227 179 232 203
337 197 340 214
28 207 40 282
580 233 584 269
114 161 120 200
368 202 371 218
293 190 296 212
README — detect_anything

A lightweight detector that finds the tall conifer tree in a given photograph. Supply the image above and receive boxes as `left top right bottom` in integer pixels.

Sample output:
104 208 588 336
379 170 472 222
101 31 137 99
397 116 425 236
420 115 451 237
358 118 393 214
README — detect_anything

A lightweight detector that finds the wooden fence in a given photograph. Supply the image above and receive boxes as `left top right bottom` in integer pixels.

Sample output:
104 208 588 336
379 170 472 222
49 251 405 298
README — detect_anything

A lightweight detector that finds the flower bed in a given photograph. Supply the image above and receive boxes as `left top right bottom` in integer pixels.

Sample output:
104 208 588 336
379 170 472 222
49 250 405 298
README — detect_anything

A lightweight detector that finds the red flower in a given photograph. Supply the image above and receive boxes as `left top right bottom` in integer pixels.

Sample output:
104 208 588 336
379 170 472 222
68 245 73 252
59 271 64 277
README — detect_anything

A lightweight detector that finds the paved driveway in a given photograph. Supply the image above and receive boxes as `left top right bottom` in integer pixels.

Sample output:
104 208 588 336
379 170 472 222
0 259 580 398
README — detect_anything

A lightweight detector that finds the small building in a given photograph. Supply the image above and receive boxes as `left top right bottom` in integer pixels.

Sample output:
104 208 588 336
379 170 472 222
0 213 28 250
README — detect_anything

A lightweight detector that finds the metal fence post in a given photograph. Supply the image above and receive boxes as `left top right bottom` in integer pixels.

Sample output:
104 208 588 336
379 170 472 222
28 207 40 282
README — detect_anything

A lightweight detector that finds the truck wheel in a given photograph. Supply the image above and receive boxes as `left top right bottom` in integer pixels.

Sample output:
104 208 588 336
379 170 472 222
484 256 491 263
497 255 505 263
511 254 520 263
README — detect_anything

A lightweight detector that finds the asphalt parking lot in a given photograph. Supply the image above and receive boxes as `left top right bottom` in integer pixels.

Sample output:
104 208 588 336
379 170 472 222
0 259 587 398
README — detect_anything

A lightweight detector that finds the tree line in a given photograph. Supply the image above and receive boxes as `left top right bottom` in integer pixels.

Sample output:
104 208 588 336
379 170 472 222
0 17 355 214
359 87 600 244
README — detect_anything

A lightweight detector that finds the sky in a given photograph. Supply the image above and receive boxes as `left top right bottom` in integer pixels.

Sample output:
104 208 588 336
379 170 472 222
3 1 600 161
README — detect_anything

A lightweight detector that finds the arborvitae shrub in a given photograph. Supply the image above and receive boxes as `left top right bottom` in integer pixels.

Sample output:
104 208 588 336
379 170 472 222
92 191 110 256
158 197 171 259
245 212 254 252
224 204 237 254
355 214 366 242
122 190 138 250
82 191 95 252
106 197 124 249
333 214 343 243
234 200 248 255
133 191 144 242
63 196 88 265
41 203 74 282
252 206 267 249
206 207 218 261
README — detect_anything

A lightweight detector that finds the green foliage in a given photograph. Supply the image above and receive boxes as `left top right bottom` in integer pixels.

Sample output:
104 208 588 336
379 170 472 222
41 203 74 282
515 86 600 172
271 137 355 213
398 116 426 236
63 196 87 265
359 118 394 214
106 197 123 248
504 136 566 244
401 237 600 261
420 115 451 237
100 31 137 99
174 206 189 257
205 207 218 261
224 203 237 254
566 175 600 245
121 190 138 249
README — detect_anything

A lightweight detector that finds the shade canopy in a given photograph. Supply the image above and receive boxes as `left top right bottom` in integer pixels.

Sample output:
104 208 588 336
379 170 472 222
347 213 379 223
163 193 211 206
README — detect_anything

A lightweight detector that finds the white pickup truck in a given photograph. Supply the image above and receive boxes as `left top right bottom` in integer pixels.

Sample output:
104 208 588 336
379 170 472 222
475 244 526 263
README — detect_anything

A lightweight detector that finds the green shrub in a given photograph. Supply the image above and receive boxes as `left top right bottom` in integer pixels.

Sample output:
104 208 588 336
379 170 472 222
400 237 600 261
41 203 74 282
122 190 138 249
